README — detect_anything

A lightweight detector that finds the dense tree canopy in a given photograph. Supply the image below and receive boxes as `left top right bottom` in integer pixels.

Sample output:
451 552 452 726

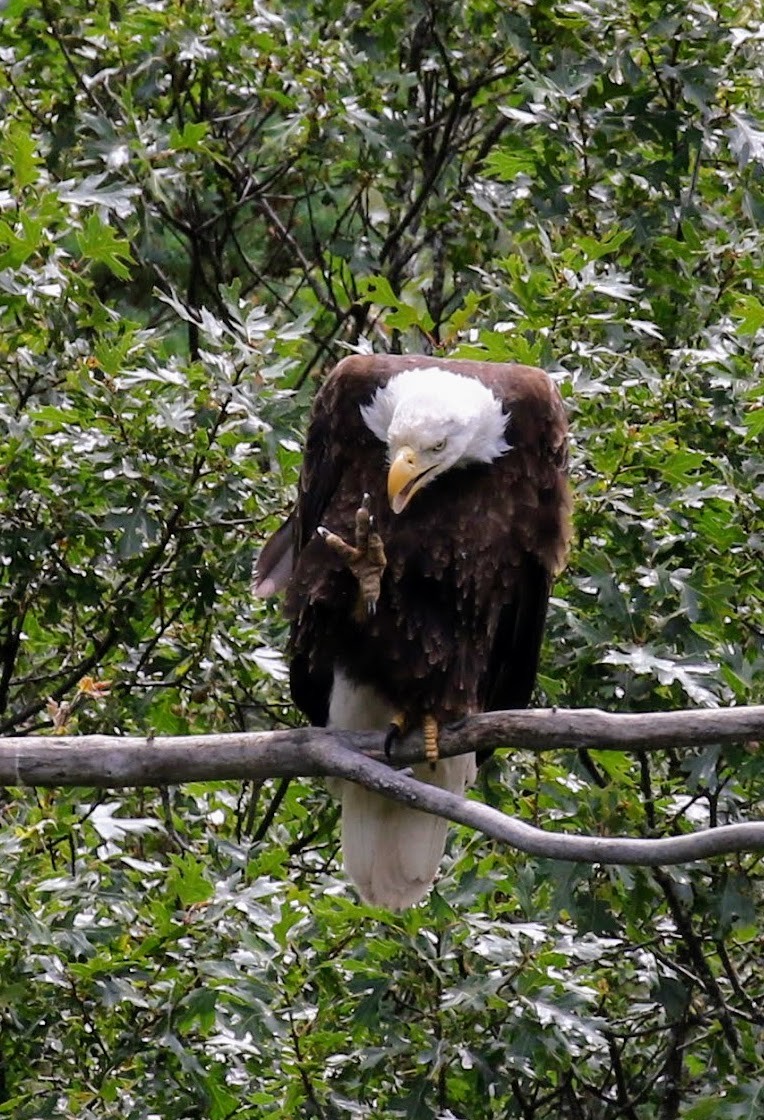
0 0 762 1116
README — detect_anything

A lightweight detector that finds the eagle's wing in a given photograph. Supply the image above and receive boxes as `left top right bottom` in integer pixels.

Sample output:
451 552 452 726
251 512 295 597
483 555 554 713
480 363 571 729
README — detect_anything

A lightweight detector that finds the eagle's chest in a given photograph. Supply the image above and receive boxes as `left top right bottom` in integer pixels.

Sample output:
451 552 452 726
381 488 501 604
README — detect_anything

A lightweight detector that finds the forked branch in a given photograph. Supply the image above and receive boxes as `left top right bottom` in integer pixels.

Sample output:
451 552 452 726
1 706 762 865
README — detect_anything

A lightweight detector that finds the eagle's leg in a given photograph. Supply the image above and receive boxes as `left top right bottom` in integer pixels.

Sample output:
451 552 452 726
352 496 386 614
423 714 439 766
318 494 386 617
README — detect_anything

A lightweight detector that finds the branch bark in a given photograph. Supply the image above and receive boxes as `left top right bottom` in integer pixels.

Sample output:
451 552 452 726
2 706 762 866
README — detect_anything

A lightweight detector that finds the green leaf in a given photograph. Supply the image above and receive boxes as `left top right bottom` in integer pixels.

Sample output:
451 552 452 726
576 227 632 262
169 121 211 151
743 405 764 440
482 147 537 180
358 274 398 307
0 214 45 269
7 121 40 189
357 274 434 333
166 854 214 907
733 294 764 335
76 212 134 279
444 290 484 335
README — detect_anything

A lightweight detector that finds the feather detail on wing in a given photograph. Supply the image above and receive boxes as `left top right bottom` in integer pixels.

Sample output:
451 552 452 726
252 513 295 597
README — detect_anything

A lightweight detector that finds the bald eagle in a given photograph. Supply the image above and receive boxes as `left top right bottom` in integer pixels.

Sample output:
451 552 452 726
254 354 571 910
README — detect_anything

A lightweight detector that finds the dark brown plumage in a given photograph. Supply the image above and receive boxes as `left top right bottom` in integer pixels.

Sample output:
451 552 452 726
254 354 571 908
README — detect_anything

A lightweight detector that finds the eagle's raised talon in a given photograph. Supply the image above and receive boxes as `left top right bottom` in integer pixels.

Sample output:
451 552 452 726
318 497 387 618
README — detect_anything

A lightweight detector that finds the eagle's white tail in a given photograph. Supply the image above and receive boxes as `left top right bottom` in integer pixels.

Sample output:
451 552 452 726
328 670 476 910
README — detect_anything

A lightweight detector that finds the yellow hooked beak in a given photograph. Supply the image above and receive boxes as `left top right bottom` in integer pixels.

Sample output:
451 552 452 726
387 446 429 514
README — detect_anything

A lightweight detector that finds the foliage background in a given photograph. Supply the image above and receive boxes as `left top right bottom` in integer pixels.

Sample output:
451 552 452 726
0 0 762 1116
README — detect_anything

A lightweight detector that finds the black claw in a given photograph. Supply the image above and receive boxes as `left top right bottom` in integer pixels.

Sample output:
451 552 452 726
384 721 402 758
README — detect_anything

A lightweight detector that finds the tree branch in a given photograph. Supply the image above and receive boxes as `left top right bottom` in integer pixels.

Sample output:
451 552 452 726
1 707 763 866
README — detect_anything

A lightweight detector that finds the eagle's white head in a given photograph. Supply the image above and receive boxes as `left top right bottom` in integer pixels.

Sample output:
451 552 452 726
360 366 510 514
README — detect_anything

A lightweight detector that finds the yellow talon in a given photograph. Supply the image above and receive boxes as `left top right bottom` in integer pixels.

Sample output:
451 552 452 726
423 715 439 767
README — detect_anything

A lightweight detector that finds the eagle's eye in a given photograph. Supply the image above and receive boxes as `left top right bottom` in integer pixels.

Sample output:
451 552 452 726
431 438 447 453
